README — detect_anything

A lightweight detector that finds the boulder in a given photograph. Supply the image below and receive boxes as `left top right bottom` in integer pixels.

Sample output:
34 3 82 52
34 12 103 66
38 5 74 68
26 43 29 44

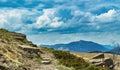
19 45 41 56
91 53 104 59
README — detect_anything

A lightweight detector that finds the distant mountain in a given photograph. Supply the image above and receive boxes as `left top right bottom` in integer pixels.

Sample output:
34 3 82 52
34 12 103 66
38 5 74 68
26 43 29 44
42 40 113 53
106 46 120 54
103 45 115 50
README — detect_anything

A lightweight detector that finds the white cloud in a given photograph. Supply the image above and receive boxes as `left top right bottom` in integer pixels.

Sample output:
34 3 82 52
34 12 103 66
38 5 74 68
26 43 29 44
50 17 63 28
35 4 45 9
0 14 8 25
27 32 120 45
33 8 64 29
73 10 84 16
0 8 64 34
95 9 117 23
0 8 35 31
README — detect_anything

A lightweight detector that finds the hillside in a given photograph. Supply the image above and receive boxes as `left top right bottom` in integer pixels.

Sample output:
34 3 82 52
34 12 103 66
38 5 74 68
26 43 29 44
0 28 106 70
43 40 112 52
72 52 120 70
0 28 57 70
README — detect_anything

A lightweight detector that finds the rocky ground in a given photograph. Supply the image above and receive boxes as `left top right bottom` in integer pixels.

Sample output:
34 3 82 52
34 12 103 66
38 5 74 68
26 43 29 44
72 52 120 70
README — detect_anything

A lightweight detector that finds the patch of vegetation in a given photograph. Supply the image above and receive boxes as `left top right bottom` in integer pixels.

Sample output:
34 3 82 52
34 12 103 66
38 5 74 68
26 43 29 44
0 28 33 45
45 48 107 70
34 57 42 64
52 50 88 70
54 61 75 70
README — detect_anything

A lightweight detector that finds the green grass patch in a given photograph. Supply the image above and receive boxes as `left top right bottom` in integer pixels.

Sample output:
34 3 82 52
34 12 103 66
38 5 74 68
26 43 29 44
46 48 107 70
34 57 42 64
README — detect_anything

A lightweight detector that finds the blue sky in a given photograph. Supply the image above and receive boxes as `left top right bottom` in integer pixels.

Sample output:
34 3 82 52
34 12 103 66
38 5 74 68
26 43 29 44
0 0 120 45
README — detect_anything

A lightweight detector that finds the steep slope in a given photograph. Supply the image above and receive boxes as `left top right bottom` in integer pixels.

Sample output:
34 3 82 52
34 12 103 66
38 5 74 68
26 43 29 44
43 40 109 52
0 29 38 69
0 28 57 70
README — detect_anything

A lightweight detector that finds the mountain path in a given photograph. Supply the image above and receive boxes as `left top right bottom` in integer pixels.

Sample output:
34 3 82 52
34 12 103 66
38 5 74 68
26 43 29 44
33 50 58 70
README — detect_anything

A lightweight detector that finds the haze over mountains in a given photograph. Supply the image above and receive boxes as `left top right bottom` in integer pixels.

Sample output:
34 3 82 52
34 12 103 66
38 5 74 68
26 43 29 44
42 40 114 53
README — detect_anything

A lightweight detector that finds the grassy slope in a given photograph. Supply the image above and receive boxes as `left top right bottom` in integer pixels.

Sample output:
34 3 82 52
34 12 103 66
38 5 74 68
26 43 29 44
72 52 120 70
72 52 120 61
0 29 41 69
43 48 107 70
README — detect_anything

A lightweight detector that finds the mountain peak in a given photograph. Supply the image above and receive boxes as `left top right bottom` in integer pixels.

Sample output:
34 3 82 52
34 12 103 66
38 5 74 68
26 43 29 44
43 40 109 52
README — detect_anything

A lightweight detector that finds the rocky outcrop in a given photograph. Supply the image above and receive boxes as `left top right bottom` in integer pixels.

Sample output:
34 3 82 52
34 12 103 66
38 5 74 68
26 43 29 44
0 29 44 70
11 32 26 41
89 53 114 70
18 45 41 56
91 53 104 59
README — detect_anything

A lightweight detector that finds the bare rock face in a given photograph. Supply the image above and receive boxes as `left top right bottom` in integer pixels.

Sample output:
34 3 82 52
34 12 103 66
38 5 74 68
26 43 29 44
91 53 104 59
104 58 113 67
11 33 26 41
11 32 36 46
18 45 41 57
90 53 114 70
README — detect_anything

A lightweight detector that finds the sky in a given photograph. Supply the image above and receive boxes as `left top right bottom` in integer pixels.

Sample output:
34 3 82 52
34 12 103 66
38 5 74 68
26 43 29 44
0 0 120 45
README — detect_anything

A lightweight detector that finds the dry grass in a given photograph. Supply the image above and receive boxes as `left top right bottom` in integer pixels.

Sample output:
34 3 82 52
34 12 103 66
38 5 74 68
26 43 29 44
0 43 21 64
72 52 120 70
72 52 120 61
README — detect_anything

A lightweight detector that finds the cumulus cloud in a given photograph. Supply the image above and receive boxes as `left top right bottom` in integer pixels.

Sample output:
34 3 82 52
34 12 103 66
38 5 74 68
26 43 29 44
0 5 120 34
32 8 64 29
95 9 117 23
0 9 24 29
0 8 38 32
0 0 120 45
0 8 64 34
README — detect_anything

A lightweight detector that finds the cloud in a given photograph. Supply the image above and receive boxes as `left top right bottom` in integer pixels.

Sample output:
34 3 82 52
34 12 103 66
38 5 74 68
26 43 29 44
0 9 24 29
95 9 117 23
0 0 120 45
0 8 38 32
50 17 64 28
0 4 120 34
0 8 65 34
31 8 64 29
27 32 120 45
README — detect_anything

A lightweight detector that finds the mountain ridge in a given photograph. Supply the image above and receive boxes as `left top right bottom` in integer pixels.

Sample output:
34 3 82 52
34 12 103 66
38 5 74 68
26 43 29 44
42 40 113 53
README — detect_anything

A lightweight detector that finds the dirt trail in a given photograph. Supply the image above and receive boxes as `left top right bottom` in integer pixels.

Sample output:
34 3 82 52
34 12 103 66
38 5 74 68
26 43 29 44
23 48 58 70
37 50 57 70
28 63 57 70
